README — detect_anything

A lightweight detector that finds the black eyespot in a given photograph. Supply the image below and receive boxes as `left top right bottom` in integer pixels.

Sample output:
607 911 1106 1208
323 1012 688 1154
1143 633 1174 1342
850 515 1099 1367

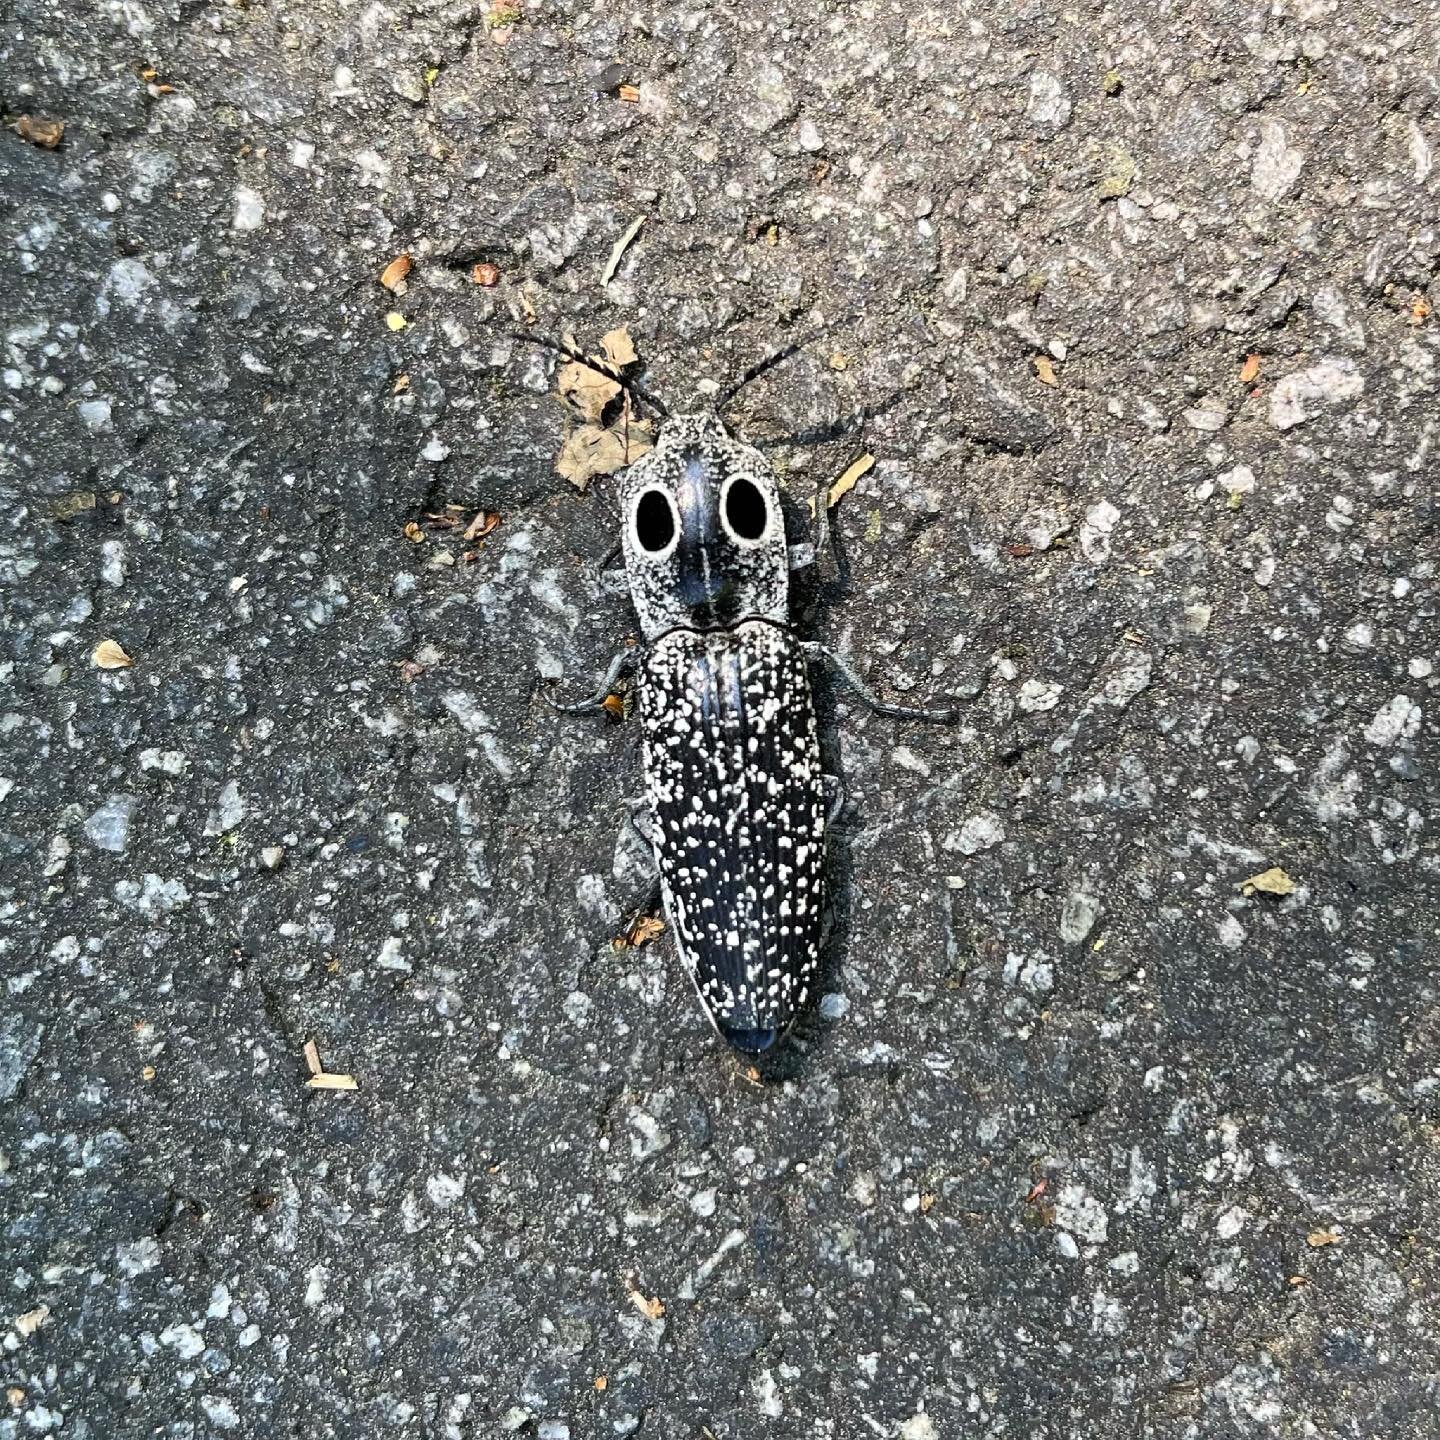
635 489 676 552
724 477 767 541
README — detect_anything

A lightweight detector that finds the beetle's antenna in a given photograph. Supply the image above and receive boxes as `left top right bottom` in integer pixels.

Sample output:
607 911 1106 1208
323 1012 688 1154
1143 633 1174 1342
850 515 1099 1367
714 316 854 417
752 388 904 450
510 329 669 420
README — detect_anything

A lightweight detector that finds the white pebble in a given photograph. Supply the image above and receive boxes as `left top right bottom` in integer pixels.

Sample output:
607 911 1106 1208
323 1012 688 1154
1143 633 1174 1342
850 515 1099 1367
232 186 265 231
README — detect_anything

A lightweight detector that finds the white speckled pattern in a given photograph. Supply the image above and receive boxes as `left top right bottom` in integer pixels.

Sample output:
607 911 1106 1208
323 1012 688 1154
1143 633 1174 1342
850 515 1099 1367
640 621 826 1038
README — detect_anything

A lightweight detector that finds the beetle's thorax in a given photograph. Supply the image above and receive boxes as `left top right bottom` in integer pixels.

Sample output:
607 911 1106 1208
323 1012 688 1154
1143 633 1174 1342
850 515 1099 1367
619 412 788 640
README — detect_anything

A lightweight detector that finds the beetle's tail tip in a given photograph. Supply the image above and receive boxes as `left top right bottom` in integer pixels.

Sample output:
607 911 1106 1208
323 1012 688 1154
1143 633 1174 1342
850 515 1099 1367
720 1025 779 1054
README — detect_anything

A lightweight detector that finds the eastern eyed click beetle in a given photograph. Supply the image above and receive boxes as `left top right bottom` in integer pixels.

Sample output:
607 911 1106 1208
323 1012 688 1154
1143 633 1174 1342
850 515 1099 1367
543 334 956 1053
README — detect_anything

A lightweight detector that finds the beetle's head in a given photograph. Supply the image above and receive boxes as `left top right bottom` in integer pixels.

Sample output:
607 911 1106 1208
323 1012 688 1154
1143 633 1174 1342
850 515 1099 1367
619 412 789 638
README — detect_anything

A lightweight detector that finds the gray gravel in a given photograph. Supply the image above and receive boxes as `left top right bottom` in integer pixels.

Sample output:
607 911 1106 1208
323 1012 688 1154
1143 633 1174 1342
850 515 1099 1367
2 1 1438 1437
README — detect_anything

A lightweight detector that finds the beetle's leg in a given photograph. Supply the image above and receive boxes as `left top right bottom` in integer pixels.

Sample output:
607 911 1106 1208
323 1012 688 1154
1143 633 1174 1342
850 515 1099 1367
542 647 636 714
626 803 662 855
804 642 958 724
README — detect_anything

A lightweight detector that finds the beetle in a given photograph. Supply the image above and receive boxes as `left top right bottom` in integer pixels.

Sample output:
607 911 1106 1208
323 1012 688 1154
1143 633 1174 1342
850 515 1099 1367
545 343 955 1053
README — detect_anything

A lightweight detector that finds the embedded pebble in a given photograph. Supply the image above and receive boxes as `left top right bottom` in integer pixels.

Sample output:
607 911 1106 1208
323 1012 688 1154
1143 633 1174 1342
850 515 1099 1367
84 794 139 853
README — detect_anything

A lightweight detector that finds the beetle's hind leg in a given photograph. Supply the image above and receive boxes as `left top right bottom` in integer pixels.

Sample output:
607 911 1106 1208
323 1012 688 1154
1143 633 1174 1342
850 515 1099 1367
541 646 637 715
803 642 958 724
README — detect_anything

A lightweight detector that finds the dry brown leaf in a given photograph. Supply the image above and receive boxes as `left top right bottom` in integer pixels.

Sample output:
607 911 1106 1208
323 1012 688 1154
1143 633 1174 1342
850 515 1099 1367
307 1072 359 1091
1239 353 1262 384
628 915 665 946
93 639 133 669
471 262 500 287
1034 354 1058 386
399 659 425 682
625 1281 665 1321
600 326 638 367
403 520 426 543
558 361 621 423
463 510 501 542
303 1039 322 1077
379 254 412 292
827 452 874 509
1307 1229 1340 1248
601 693 626 721
1242 866 1296 897
556 419 653 490
16 116 64 149
393 374 410 394
617 83 640 103
594 1376 608 1392
919 1192 936 1214
1410 294 1432 325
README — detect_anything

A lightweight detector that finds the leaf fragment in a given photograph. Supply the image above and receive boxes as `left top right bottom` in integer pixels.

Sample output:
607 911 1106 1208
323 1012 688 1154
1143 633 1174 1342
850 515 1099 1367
1034 354 1058 386
617 83 641 103
558 361 621 423
601 693 626 721
600 326 638 367
827 452 874 509
1241 866 1296 897
1239 353 1262 384
463 510 501 542
404 520 426 543
471 261 500 287
555 418 653 489
379 254 412 292
307 1071 359 1091
601 214 647 286
303 1039 322 1077
624 1279 665 1321
52 491 97 522
93 639 133 669
15 116 64 149
1307 1228 1340 1248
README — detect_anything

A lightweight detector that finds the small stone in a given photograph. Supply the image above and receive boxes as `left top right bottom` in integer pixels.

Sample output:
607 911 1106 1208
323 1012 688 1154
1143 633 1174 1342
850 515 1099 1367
945 812 1006 856
1027 70 1071 129
1363 695 1421 746
797 118 823 152
1218 464 1256 496
422 439 451 463
1183 405 1227 431
1251 120 1304 201
1018 679 1063 713
1270 358 1364 429
1060 890 1101 945
85 795 139 853
1080 500 1121 563
78 398 112 431
204 780 245 836
261 846 285 870
233 186 265 231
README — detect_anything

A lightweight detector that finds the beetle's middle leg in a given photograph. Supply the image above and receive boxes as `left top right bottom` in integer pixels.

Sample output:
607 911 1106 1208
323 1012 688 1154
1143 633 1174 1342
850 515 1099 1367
542 647 636 714
804 642 958 724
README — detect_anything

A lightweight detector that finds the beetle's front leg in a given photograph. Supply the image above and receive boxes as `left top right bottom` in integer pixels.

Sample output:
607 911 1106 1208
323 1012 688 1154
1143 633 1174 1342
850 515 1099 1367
804 642 958 724
541 646 637 715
